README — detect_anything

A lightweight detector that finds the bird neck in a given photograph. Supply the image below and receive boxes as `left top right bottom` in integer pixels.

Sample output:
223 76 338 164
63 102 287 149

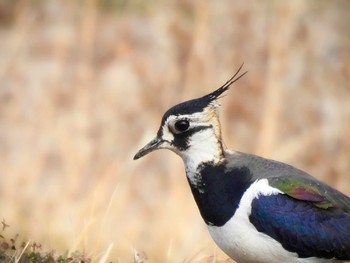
180 121 224 185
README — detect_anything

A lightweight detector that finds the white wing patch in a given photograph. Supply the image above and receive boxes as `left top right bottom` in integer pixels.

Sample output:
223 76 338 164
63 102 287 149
237 179 283 218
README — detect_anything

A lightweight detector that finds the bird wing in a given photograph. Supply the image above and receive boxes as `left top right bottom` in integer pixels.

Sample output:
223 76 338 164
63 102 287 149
226 151 350 212
268 175 350 212
227 151 350 258
249 193 350 259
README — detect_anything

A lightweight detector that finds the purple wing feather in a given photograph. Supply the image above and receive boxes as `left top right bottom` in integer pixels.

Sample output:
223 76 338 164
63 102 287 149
269 176 350 212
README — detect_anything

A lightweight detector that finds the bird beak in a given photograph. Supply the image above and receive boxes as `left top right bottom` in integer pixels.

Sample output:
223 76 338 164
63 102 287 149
133 137 164 160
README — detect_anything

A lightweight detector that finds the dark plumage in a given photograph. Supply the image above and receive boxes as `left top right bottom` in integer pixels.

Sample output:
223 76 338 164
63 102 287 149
250 194 350 259
189 163 253 226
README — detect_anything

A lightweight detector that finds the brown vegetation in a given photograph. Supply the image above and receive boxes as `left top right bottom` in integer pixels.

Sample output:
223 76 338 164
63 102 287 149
0 1 349 262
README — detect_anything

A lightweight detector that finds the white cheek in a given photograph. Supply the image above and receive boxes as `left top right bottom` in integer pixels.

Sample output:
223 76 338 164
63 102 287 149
183 129 219 168
161 126 174 143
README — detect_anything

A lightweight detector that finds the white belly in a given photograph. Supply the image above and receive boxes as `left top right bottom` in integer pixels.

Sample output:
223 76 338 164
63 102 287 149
207 216 299 263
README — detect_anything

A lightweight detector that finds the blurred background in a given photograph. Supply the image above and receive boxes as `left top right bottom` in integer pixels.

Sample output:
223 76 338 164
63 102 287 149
0 0 349 262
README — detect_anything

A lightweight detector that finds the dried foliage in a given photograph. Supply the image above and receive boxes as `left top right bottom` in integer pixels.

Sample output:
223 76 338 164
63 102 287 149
0 220 90 263
0 0 349 262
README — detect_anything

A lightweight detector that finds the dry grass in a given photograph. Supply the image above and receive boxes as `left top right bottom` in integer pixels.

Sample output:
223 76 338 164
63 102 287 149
0 0 349 262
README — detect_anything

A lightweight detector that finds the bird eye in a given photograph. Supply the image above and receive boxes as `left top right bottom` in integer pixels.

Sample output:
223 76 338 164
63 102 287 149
174 119 190 132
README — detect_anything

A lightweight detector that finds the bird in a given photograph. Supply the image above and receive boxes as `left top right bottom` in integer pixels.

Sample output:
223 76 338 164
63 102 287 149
133 64 350 263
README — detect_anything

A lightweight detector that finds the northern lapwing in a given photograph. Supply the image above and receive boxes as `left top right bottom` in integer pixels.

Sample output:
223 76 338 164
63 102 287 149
134 65 350 263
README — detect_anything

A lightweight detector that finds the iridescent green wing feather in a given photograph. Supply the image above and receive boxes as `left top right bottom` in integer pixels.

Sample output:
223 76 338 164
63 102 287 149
269 176 350 212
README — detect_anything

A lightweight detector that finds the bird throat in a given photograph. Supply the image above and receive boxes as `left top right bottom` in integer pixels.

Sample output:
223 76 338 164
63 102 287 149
182 126 224 186
181 107 225 177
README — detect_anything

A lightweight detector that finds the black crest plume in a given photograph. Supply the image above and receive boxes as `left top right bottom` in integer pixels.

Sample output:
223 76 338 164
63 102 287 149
206 63 247 104
160 64 247 123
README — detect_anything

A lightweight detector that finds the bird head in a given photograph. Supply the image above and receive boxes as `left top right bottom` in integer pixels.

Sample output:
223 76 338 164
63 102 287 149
134 65 247 169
